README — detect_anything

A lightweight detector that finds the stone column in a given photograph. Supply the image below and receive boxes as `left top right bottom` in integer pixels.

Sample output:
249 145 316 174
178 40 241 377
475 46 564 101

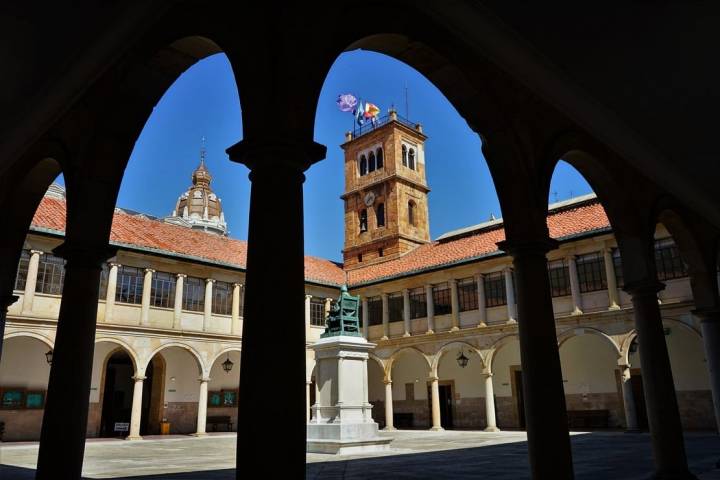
383 379 395 430
36 244 115 480
173 273 186 329
625 279 691 477
567 256 583 315
603 247 621 310
103 262 119 323
193 377 210 436
483 371 499 431
227 137 325 478
304 294 312 341
381 293 389 340
402 288 411 337
449 279 460 331
497 239 573 479
503 267 517 324
306 380 312 424
362 297 369 338
425 284 435 334
429 375 443 431
231 283 242 335
21 249 42 313
203 278 214 331
127 375 146 440
475 273 487 327
694 308 720 433
140 268 154 325
619 363 639 432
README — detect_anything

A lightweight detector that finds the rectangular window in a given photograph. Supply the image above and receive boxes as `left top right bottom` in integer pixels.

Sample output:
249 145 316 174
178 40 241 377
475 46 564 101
367 297 382 326
655 237 688 281
432 283 452 315
409 288 426 319
212 280 232 315
182 276 205 312
150 271 176 309
98 263 109 300
115 266 143 304
547 259 570 297
458 277 478 312
484 272 507 307
14 250 30 292
36 254 65 295
576 252 607 293
388 292 403 322
612 248 624 288
310 297 326 326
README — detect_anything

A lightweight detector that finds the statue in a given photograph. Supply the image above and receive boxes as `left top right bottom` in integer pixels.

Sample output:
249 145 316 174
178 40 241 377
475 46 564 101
321 285 361 338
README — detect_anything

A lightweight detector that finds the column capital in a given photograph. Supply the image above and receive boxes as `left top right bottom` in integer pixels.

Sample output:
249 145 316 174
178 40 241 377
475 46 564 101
428 375 439 382
383 379 392 386
233 282 243 288
305 294 313 300
144 268 155 274
176 273 187 279
381 292 389 299
403 287 410 294
623 279 664 296
132 375 147 382
482 371 493 378
52 243 117 268
109 262 122 268
205 278 215 284
226 138 327 174
30 249 44 256
474 272 484 280
448 278 458 286
198 376 211 383
497 238 559 256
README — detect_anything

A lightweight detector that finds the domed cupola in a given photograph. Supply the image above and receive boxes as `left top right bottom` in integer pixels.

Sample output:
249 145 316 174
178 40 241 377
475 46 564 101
164 142 228 236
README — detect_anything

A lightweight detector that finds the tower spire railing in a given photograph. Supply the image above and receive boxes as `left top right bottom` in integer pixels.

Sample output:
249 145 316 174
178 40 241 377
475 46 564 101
350 113 419 140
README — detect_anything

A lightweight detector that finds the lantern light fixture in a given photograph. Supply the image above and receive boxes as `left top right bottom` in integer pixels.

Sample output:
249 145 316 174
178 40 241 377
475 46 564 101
45 349 54 365
456 348 469 368
222 354 234 373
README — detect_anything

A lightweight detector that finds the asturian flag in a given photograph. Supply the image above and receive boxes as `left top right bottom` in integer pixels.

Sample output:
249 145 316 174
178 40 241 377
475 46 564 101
354 100 365 126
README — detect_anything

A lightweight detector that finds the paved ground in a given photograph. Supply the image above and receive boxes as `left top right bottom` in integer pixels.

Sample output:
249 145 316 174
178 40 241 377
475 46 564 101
1 430 719 479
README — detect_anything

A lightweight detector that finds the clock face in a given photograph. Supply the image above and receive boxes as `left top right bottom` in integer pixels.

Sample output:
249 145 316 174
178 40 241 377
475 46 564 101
364 192 376 207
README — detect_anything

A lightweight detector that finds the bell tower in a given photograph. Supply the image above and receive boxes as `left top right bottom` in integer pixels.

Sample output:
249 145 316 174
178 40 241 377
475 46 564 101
341 109 430 269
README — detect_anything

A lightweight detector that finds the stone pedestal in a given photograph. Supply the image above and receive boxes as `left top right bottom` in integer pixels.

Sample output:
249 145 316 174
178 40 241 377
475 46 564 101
307 335 392 454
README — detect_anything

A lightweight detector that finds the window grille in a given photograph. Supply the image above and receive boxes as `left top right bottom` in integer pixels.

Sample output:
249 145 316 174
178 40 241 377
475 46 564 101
14 250 30 291
432 283 452 315
182 276 205 312
547 259 570 297
150 271 176 309
409 288 426 319
576 252 607 293
115 265 143 304
655 237 688 281
458 277 478 311
388 292 404 322
484 272 507 307
310 297 326 326
212 280 232 315
367 297 382 326
36 253 66 295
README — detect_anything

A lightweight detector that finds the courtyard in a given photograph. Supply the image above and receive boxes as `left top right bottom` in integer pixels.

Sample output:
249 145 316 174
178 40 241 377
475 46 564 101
1 430 719 479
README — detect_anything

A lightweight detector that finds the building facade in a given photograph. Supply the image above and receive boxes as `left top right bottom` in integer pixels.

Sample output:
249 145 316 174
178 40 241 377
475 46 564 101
0 123 714 442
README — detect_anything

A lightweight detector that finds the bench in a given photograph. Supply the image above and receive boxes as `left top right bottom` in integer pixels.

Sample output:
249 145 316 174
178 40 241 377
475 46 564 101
567 409 610 429
207 415 233 432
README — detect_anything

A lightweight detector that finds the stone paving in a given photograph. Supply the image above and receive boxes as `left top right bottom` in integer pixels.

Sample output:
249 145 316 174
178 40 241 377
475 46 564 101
1 430 719 479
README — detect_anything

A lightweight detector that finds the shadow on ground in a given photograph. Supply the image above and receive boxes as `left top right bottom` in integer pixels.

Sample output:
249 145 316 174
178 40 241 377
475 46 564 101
2 433 718 479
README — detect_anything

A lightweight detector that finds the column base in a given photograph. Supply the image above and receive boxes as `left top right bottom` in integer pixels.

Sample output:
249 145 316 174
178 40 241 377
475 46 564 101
191 432 208 437
429 426 444 431
477 323 487 328
125 435 143 441
484 426 500 432
382 426 396 431
571 308 583 315
380 336 389 341
505 319 517 325
449 326 459 332
608 304 621 311
425 330 434 335
402 332 411 337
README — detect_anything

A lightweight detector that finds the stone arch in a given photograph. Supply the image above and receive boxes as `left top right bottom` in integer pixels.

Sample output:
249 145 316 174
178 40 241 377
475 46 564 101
208 347 242 375
386 347 432 381
143 342 205 377
487 334 520 372
557 327 621 358
368 352 386 373
95 337 140 373
4 331 55 350
621 318 703 366
431 341 485 377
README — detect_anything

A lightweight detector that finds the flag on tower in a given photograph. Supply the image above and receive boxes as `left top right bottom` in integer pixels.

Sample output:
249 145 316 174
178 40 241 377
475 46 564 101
363 102 380 119
336 93 357 112
355 100 365 126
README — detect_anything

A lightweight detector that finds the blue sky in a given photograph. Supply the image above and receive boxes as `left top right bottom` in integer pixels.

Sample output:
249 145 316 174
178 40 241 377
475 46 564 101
83 52 592 262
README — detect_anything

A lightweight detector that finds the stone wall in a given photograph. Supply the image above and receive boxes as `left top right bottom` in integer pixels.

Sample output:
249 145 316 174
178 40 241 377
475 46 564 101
453 397 486 429
0 409 44 441
164 402 198 434
564 392 624 429
677 390 714 430
496 396 520 429
86 402 102 437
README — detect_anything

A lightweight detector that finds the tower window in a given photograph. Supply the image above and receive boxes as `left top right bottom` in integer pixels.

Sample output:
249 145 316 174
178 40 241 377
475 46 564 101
358 253 363 263
378 248 384 257
408 148 416 170
368 151 376 172
408 200 416 226
402 145 407 167
376 148 384 169
359 155 367 176
376 203 385 227
359 209 368 233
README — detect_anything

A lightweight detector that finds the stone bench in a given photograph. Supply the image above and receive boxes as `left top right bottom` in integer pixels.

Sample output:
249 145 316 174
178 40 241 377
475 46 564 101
207 415 233 432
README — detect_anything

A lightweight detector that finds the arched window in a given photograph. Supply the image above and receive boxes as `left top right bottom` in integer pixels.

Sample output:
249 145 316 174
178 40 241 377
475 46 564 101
401 145 408 167
359 209 368 233
376 203 385 227
408 200 416 226
408 148 416 170
368 151 376 172
376 148 384 169
359 155 367 176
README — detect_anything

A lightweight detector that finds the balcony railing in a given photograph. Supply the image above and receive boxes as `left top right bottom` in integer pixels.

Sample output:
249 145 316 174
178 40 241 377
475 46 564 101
351 113 419 139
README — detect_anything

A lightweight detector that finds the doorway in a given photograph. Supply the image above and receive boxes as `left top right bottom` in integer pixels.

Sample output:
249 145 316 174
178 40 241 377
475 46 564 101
630 370 649 430
513 369 526 429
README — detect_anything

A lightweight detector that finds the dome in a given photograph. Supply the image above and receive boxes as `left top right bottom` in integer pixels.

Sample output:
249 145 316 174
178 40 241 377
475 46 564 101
164 148 228 236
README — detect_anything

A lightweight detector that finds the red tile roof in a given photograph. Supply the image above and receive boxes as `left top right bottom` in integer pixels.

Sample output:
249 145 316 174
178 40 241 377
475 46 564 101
30 196 610 287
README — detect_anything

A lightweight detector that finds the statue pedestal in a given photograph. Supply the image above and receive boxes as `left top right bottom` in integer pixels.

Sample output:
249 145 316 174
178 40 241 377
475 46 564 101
307 335 392 455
